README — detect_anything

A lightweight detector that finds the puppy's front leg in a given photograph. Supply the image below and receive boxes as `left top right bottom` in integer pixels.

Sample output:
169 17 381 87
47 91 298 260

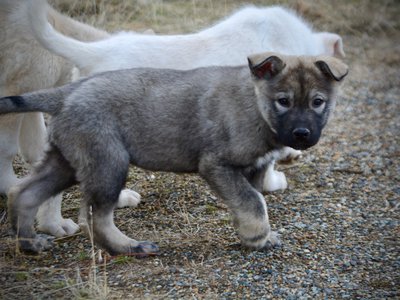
199 158 281 249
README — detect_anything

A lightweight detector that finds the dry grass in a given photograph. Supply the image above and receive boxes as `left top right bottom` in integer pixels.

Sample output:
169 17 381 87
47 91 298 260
1 0 399 299
49 0 400 34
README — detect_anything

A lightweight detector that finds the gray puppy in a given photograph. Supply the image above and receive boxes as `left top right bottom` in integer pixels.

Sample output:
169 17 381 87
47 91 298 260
0 52 348 256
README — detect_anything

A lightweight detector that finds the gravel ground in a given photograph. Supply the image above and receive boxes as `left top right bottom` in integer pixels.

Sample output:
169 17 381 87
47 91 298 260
0 1 399 299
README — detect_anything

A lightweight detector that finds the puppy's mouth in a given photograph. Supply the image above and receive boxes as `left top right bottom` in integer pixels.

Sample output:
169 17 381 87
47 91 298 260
279 137 319 150
289 142 316 150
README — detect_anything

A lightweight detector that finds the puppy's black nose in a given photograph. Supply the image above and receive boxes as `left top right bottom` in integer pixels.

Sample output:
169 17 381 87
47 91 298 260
293 128 310 139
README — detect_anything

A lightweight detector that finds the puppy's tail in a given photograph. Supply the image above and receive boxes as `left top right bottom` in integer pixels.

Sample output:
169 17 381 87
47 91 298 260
0 88 65 116
28 0 104 73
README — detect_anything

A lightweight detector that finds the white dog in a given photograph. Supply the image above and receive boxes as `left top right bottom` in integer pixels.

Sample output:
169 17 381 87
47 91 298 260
29 1 344 75
0 0 142 237
23 0 344 236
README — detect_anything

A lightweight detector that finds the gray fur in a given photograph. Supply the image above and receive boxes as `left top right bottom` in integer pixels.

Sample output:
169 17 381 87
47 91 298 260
0 52 348 255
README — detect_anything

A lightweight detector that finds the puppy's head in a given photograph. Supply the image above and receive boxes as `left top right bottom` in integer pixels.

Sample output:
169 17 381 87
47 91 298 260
248 52 348 150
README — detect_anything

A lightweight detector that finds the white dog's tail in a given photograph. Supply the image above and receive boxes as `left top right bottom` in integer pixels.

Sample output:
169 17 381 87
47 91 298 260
0 88 65 116
28 0 105 73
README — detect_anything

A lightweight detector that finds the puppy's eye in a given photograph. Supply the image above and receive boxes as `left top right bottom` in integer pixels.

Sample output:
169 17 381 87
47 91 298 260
277 98 290 107
312 98 325 108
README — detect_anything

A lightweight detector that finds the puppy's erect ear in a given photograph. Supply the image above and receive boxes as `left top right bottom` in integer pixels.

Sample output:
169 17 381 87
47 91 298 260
248 54 286 80
315 56 349 82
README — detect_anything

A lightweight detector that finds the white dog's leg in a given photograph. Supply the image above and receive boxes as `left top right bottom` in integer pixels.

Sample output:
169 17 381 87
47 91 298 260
0 115 23 194
263 161 288 192
263 147 301 192
18 112 47 164
36 194 80 237
19 112 80 237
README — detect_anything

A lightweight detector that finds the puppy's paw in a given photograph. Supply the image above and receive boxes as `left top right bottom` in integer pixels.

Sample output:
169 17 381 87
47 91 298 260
241 229 281 250
262 230 282 249
37 218 80 237
129 241 159 258
105 238 159 257
117 189 141 208
263 169 288 192
18 234 54 254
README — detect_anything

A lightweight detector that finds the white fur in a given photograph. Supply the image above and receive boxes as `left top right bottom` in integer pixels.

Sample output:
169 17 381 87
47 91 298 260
29 2 345 76
280 147 303 162
36 196 80 237
263 162 288 192
255 150 290 192
117 189 142 208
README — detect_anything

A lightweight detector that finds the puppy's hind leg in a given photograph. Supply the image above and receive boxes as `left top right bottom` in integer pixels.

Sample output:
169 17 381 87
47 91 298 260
79 148 158 257
8 145 76 253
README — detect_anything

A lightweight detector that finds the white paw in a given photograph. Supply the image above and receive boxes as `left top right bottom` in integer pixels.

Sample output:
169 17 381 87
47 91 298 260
116 189 141 208
278 147 302 163
36 194 79 237
37 218 80 237
263 167 288 192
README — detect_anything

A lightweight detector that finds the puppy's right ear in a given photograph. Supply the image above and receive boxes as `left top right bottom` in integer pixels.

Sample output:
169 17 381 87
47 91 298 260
248 54 286 80
315 56 349 82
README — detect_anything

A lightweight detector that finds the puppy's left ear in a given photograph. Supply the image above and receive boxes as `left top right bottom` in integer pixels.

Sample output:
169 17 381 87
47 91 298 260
248 54 286 80
315 57 349 82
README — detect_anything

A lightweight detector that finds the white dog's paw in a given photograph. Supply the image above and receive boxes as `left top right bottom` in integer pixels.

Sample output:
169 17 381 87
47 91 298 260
263 167 288 192
37 218 80 237
36 195 79 237
278 147 302 163
116 189 141 208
